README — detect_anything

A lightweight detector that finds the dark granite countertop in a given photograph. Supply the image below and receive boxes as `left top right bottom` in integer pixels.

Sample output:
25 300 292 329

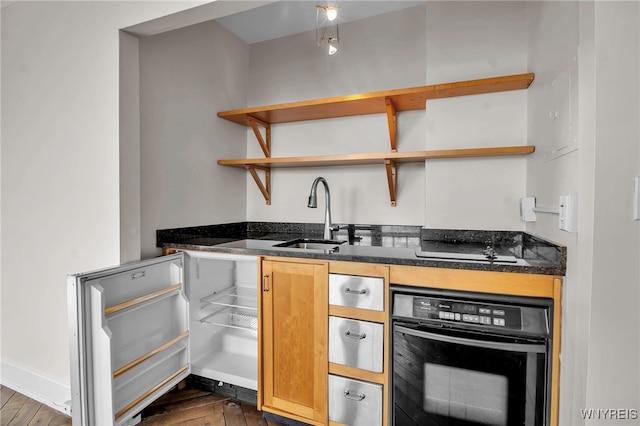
157 222 566 275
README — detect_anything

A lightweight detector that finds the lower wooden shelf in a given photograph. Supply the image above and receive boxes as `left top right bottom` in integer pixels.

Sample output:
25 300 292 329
218 145 533 168
218 145 535 206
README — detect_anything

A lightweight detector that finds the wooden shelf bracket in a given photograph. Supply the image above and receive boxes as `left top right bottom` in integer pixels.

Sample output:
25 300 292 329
248 116 271 157
247 116 271 204
247 165 271 205
385 98 397 152
385 160 397 206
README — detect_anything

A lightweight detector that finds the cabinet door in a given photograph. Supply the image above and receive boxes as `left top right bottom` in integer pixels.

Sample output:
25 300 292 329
68 253 190 426
261 259 328 424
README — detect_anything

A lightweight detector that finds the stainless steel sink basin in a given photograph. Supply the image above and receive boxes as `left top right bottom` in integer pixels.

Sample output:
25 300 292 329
273 238 346 252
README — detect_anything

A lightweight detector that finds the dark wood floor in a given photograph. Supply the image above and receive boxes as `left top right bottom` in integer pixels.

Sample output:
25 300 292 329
139 387 285 426
1 386 71 426
1 385 285 426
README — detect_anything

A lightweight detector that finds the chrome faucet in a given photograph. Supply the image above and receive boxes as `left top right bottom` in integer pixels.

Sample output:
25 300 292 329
307 177 338 240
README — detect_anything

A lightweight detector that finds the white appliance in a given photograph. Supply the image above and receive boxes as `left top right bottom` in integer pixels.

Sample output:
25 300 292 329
68 251 258 426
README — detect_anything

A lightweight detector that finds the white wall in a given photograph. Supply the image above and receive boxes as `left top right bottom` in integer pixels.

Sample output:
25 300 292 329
244 3 530 230
526 1 640 424
424 1 529 231
0 0 216 412
585 1 640 422
245 5 428 225
525 2 584 424
120 31 143 263
138 19 249 258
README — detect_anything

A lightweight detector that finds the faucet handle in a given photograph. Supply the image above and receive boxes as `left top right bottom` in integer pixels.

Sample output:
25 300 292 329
330 223 345 231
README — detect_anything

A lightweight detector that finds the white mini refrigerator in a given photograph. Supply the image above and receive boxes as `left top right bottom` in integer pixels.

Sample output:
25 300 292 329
68 251 259 426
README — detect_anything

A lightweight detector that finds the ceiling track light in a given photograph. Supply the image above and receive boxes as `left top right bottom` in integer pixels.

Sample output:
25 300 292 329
316 4 340 55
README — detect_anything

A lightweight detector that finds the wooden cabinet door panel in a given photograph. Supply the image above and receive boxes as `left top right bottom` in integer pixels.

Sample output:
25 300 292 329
262 260 328 424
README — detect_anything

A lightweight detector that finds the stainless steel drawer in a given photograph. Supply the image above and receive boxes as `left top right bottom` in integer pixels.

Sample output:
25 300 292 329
329 374 383 426
329 316 384 373
329 273 384 311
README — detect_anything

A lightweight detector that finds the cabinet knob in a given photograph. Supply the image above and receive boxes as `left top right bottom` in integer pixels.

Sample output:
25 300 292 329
262 273 270 292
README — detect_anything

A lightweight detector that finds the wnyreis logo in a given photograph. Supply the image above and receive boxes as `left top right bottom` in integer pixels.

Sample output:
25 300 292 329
580 408 638 420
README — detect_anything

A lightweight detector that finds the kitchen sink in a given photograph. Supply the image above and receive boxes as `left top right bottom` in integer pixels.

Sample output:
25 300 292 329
272 238 346 252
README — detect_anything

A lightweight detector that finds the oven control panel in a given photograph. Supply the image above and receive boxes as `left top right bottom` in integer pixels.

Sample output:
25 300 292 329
410 296 522 330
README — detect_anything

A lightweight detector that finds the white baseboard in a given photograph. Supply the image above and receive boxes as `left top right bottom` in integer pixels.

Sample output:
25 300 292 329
0 359 71 415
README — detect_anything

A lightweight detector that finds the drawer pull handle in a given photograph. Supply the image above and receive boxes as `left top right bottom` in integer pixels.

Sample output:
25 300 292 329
343 390 366 401
345 330 366 340
131 271 146 280
262 274 270 292
344 287 367 295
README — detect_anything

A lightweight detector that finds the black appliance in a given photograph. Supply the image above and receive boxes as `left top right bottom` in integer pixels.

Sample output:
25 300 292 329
391 286 553 426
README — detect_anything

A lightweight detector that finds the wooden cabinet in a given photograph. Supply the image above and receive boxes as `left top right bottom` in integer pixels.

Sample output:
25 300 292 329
259 257 329 425
327 261 390 426
258 258 391 426
255 256 561 426
216 73 535 205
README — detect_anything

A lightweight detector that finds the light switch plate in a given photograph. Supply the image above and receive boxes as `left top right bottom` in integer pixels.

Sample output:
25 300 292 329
559 194 577 232
520 197 536 222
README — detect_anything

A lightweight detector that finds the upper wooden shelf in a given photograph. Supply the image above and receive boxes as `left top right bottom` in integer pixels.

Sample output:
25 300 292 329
217 73 535 126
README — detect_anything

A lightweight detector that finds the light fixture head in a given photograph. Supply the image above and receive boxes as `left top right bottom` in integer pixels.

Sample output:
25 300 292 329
328 37 338 55
326 7 338 21
316 5 338 22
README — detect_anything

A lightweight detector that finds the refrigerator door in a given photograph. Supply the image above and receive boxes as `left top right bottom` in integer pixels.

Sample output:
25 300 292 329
68 253 190 426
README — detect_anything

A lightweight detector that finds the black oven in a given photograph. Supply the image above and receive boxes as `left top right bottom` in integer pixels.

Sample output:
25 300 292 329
391 286 553 426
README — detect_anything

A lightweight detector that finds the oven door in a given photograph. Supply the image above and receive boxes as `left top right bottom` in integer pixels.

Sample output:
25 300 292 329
393 322 549 426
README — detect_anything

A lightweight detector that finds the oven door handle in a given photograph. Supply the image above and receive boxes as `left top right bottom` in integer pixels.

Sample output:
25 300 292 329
396 325 547 354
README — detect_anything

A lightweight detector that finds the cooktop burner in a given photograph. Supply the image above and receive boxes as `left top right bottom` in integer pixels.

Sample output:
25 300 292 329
414 242 518 263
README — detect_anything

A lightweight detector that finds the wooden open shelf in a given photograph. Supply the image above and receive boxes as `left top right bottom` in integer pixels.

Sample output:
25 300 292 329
218 146 535 168
216 73 535 206
217 73 534 125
